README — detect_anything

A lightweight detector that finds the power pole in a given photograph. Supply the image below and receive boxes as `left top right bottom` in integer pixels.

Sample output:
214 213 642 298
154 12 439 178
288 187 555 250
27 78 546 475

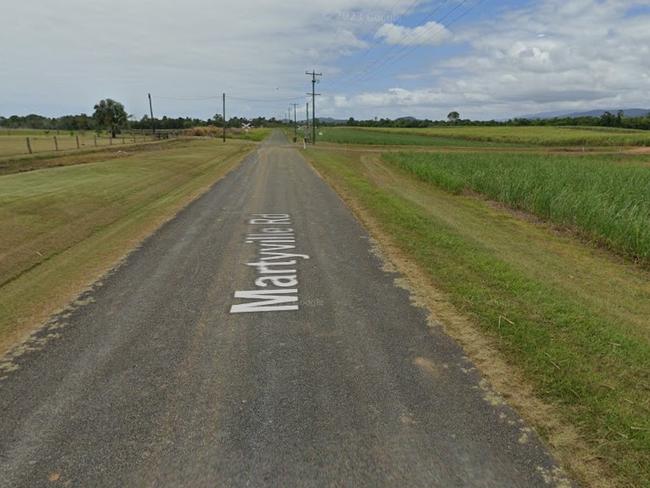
291 103 299 141
306 102 309 142
148 93 155 136
222 93 226 143
305 70 322 144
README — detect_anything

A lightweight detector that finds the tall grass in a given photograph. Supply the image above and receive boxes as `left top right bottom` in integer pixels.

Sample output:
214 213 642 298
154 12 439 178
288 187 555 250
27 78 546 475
317 127 501 147
384 152 650 263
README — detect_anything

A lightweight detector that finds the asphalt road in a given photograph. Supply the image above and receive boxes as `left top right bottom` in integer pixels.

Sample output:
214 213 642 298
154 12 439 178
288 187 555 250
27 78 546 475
0 131 571 487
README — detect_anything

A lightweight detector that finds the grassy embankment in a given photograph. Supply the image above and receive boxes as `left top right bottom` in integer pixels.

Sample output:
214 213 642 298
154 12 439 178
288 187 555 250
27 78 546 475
0 139 253 353
317 126 650 147
0 138 192 176
302 137 650 487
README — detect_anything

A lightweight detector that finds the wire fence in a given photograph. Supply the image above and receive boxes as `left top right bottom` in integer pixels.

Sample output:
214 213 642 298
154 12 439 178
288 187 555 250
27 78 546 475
0 130 179 159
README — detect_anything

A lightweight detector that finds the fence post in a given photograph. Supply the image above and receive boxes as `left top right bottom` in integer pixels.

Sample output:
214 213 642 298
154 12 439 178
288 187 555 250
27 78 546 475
122 137 125 144
26 137 33 154
94 135 97 146
76 135 80 149
53 136 59 151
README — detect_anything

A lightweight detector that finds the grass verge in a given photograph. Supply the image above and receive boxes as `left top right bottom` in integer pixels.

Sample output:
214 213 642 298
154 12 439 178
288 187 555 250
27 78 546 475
0 139 253 354
303 147 650 488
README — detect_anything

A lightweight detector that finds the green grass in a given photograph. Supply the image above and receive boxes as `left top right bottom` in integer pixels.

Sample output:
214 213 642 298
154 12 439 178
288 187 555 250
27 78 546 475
317 127 506 147
304 147 650 487
383 151 650 264
0 139 252 351
0 138 187 176
230 128 272 142
364 126 650 147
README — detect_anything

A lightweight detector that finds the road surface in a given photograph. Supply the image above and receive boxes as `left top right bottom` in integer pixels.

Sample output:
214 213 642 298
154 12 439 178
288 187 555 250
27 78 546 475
0 131 571 487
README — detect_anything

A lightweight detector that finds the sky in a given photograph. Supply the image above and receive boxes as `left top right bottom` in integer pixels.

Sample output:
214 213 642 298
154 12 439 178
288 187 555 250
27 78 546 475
1 0 650 121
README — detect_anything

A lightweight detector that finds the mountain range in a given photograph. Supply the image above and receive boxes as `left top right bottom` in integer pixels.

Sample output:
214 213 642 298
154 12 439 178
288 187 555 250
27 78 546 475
520 108 650 119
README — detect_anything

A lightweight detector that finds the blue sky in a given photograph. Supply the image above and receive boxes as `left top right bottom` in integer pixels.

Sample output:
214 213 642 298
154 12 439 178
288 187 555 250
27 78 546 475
1 0 649 120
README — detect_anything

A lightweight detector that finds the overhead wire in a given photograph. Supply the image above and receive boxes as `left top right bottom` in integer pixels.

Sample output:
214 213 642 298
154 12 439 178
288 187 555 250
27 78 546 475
152 94 306 103
342 0 423 74
334 0 452 85
359 0 486 84
349 0 472 84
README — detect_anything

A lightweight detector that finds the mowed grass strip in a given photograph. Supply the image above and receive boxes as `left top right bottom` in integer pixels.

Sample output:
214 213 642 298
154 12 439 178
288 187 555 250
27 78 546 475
384 151 650 265
364 126 650 146
304 148 650 487
0 139 252 351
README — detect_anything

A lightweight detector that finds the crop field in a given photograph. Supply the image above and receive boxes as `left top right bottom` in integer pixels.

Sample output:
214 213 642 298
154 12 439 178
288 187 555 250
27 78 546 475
302 133 650 486
0 139 253 351
317 126 650 147
316 127 506 147
384 151 650 263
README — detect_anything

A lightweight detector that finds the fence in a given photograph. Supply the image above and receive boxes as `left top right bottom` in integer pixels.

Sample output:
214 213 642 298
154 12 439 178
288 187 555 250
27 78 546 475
0 130 179 159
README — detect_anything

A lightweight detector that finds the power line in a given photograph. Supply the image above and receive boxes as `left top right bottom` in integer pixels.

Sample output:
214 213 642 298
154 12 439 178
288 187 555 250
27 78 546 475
350 0 472 84
152 94 305 103
345 0 486 88
336 0 451 84
343 0 422 76
229 95 306 103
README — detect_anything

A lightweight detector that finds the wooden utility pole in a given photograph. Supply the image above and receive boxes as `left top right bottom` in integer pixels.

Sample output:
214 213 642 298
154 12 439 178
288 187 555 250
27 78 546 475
306 102 309 142
291 103 299 141
148 93 155 136
222 93 226 143
305 70 322 144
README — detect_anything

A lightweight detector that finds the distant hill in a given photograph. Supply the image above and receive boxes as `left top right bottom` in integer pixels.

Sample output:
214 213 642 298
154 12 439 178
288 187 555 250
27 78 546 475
521 108 650 120
318 117 347 124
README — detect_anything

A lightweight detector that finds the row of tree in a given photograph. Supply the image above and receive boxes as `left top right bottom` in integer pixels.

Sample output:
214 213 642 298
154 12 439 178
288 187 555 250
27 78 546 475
3 99 650 133
0 99 291 136
342 110 650 130
0 99 130 137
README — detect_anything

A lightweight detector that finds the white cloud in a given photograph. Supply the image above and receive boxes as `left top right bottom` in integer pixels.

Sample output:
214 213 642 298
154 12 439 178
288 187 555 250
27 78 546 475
0 0 414 118
325 0 650 119
375 21 451 45
2 0 650 120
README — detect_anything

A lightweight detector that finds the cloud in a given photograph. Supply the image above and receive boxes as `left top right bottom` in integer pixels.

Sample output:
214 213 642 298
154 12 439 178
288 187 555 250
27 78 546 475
324 0 650 119
375 21 451 45
0 0 414 117
3 0 650 120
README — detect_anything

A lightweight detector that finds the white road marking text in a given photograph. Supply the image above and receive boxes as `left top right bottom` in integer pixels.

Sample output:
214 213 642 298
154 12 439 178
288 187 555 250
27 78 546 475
230 214 310 313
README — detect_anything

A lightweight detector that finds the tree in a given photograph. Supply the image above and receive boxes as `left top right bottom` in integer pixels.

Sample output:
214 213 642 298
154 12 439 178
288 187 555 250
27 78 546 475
600 111 617 127
447 111 460 123
93 99 127 137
